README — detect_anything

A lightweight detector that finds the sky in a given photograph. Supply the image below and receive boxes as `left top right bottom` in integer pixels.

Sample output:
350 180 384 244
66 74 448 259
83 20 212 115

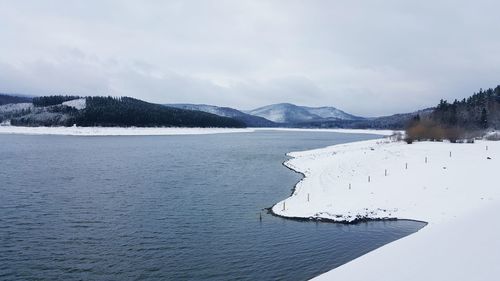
1 0 500 116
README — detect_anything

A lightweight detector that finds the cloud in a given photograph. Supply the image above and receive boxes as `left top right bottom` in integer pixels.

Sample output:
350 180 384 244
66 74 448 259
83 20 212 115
1 0 500 116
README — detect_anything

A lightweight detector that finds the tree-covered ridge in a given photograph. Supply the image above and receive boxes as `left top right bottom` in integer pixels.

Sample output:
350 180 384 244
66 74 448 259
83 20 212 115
432 86 500 129
6 95 245 128
32 95 81 107
0 94 32 105
405 85 500 142
76 96 245 127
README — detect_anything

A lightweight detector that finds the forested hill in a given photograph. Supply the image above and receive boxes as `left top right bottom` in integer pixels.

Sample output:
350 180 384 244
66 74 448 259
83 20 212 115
405 86 500 142
79 97 245 127
5 95 245 128
431 86 500 129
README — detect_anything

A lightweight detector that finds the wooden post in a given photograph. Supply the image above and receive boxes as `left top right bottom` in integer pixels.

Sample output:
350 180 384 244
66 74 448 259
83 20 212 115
385 169 387 176
307 193 310 202
425 156 428 163
368 176 371 182
283 202 285 211
449 151 452 157
405 163 408 169
349 183 351 190
259 212 262 221
486 145 488 151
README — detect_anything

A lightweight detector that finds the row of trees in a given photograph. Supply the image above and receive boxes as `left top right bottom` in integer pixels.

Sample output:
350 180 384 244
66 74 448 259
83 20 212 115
406 86 500 143
432 86 500 129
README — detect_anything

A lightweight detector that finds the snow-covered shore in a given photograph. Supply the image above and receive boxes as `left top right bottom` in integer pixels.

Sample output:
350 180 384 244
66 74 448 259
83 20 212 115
271 137 500 280
0 126 255 136
0 126 395 137
254 127 396 136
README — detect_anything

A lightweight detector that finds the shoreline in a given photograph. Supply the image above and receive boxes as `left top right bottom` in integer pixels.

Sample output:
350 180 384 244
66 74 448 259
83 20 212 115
0 125 255 136
267 157 416 224
0 125 396 137
269 136 500 280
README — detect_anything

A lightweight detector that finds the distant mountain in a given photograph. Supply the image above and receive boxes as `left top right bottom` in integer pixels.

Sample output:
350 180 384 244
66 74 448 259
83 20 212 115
166 104 276 127
247 103 362 124
295 109 433 129
0 93 32 105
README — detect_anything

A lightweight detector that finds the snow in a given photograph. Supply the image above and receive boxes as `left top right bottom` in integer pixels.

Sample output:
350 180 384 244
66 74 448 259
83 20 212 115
255 127 396 136
248 103 361 123
62 98 86 110
314 200 500 281
248 103 323 123
270 137 500 280
0 126 395 137
0 102 33 113
0 126 254 136
303 106 357 120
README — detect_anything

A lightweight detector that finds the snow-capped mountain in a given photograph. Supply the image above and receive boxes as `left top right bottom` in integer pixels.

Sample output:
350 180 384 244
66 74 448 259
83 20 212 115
247 103 362 124
165 104 277 127
302 106 360 120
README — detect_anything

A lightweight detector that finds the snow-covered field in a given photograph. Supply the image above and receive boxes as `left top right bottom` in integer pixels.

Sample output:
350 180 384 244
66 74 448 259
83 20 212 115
270 137 500 280
0 126 254 136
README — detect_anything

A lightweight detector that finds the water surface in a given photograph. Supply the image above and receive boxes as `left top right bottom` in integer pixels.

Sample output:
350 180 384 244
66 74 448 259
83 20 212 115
0 131 425 280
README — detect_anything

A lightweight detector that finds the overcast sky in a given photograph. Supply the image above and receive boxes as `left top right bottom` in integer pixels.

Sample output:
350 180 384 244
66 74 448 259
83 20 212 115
1 1 500 116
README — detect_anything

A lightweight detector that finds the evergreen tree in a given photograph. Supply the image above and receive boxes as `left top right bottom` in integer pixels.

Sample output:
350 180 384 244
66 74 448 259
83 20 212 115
480 108 488 128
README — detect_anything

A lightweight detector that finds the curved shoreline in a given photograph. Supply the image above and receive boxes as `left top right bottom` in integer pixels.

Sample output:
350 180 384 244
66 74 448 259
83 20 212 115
268 135 500 280
268 158 427 225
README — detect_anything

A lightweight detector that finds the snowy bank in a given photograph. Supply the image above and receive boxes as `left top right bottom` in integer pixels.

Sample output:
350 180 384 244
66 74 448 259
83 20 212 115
255 127 396 136
0 126 254 136
270 138 500 280
0 126 395 137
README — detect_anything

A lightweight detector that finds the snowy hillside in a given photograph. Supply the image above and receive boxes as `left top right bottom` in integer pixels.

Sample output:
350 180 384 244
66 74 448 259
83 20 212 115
302 106 360 120
166 104 276 127
62 98 86 110
247 103 362 124
0 103 33 114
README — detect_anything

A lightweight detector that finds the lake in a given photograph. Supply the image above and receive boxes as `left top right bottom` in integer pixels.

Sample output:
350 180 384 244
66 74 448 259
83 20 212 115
0 130 425 280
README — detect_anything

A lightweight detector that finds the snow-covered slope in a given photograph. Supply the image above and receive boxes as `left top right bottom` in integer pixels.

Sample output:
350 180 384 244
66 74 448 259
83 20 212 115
0 103 33 114
247 103 361 124
270 137 500 280
62 98 86 110
166 104 276 127
302 106 360 120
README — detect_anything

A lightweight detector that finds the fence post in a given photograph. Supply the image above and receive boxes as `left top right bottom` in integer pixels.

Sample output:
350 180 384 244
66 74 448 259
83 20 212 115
405 163 408 169
425 157 428 163
368 176 371 182
385 169 387 176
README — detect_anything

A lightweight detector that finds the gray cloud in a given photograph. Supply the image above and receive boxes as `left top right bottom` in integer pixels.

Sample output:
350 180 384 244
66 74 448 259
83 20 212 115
1 0 499 116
